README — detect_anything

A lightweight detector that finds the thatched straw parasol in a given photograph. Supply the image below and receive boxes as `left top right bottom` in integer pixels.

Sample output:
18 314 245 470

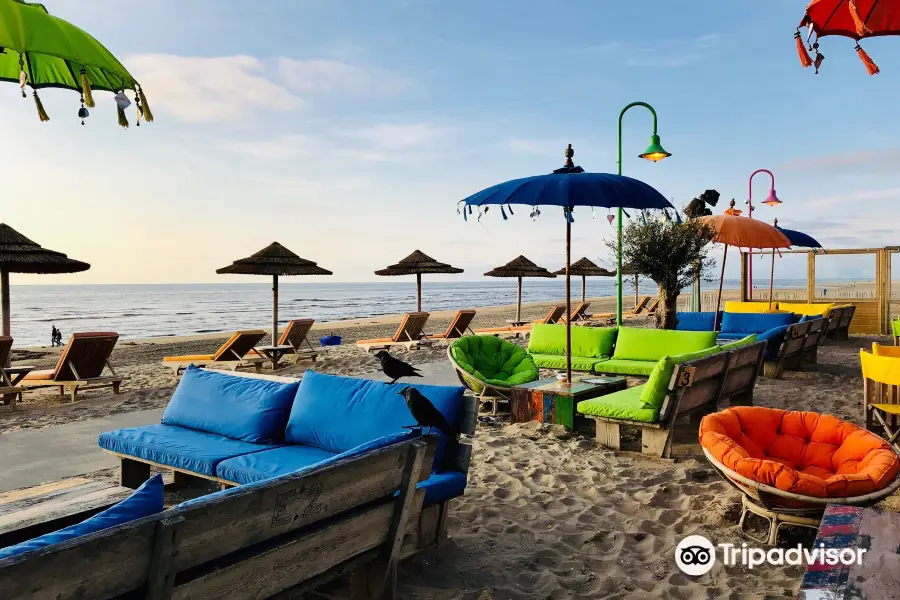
375 250 463 311
0 223 90 338
553 257 613 304
486 256 556 322
217 242 332 345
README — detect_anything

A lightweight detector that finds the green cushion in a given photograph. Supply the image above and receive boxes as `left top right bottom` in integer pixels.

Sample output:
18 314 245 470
530 353 607 372
638 345 723 409
527 324 617 359
612 328 718 362
893 320 900 337
576 385 660 423
450 336 539 386
716 334 758 352
593 359 657 376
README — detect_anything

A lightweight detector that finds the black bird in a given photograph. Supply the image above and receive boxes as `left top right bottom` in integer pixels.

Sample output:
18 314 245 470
399 387 457 438
375 350 422 384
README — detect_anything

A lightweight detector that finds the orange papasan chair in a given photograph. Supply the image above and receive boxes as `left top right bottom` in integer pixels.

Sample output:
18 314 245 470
700 406 900 545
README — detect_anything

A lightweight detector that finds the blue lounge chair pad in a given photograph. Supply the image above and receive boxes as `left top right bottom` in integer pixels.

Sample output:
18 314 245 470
216 445 340 485
421 470 467 506
98 424 280 477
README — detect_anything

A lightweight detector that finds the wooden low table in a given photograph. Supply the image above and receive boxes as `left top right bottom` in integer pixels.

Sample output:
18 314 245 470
797 504 900 599
1 365 33 408
256 345 294 369
506 319 529 327
510 376 627 429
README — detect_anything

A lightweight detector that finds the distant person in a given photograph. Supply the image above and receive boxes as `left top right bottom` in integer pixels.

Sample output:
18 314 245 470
55 328 63 347
51 325 58 347
824 288 828 297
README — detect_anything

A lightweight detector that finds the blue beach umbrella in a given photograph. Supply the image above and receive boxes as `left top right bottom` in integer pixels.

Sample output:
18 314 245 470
459 144 672 383
763 219 823 307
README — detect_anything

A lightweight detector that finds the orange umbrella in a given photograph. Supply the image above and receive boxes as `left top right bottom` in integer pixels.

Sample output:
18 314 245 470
699 201 791 327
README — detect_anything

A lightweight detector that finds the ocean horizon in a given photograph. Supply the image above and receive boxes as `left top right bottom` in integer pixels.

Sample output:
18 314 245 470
5 278 853 346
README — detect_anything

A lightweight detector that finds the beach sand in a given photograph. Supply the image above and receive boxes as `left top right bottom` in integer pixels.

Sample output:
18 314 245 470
1 293 892 599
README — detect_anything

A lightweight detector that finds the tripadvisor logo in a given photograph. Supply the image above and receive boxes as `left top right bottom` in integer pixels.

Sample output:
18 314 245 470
675 535 867 575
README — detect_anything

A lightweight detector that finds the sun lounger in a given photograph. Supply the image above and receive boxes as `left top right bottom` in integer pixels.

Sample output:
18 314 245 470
426 309 476 341
270 318 318 363
645 297 659 314
163 330 267 375
356 312 431 351
564 302 591 323
19 333 125 402
0 337 23 409
588 295 651 322
473 304 565 336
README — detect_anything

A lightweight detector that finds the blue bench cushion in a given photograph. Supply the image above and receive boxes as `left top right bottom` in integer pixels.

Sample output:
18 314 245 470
757 324 791 360
421 471 467 506
98 424 279 477
0 474 164 559
161 366 299 444
674 312 720 332
720 312 793 335
286 370 463 471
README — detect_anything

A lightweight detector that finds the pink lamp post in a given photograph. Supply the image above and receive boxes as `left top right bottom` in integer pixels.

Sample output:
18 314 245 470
745 169 782 300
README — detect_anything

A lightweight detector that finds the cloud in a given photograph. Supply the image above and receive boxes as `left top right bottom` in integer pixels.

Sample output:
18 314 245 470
804 187 900 209
127 54 300 122
777 148 900 173
585 34 720 68
276 58 410 96
340 123 445 152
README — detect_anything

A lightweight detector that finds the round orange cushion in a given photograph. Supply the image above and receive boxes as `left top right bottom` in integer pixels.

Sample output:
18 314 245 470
700 407 899 498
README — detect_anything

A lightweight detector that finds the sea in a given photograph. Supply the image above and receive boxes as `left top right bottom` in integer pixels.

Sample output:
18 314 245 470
7 278 816 346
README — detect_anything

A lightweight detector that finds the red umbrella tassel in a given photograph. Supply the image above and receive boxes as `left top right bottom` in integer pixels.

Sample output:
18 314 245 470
855 43 880 75
795 31 812 68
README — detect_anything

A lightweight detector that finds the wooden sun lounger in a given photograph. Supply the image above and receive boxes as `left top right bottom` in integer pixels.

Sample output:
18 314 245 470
270 318 319 363
19 333 125 403
585 342 765 458
0 336 24 409
426 309 476 341
564 302 591 323
163 330 267 375
473 304 565 336
645 297 659 315
588 295 651 322
356 312 431 351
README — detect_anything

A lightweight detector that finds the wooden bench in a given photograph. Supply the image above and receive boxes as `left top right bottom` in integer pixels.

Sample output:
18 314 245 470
588 342 766 458
823 305 855 342
0 436 452 599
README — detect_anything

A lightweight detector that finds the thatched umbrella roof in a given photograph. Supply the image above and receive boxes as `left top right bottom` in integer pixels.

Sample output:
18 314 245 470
0 223 91 340
216 242 332 277
552 257 614 278
0 224 90 275
485 255 556 279
217 242 332 348
375 250 463 311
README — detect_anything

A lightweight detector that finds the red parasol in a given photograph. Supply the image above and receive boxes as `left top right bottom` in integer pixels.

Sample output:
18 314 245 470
796 0 900 74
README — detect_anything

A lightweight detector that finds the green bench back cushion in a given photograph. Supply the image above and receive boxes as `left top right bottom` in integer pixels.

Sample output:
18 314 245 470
638 345 723 410
528 323 617 358
451 335 538 386
612 328 717 362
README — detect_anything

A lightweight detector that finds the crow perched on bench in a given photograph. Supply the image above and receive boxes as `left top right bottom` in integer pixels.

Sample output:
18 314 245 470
399 387 457 438
375 350 422 384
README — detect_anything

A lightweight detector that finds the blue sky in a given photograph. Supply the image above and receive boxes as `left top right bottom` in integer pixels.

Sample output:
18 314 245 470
4 0 899 284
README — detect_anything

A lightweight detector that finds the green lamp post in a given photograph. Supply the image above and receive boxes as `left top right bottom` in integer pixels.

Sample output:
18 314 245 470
616 102 671 326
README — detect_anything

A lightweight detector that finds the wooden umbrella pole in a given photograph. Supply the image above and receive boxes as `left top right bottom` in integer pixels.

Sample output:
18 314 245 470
1 269 7 368
768 251 776 309
634 274 638 308
516 276 522 322
582 275 586 304
565 210 572 384
713 245 728 330
272 274 279 346
416 273 422 312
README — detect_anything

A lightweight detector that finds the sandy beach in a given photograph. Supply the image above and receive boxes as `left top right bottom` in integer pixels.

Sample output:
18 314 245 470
1 292 894 599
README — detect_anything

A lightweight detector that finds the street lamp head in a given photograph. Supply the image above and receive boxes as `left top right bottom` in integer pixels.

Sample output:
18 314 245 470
638 134 671 162
763 189 782 207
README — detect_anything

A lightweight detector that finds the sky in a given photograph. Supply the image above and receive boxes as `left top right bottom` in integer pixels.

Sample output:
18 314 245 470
4 0 900 285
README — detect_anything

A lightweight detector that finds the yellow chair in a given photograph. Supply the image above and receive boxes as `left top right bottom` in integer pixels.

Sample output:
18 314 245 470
861 344 900 453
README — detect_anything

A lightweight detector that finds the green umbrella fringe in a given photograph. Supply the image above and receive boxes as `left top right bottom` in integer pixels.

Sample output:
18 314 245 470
116 103 128 129
80 68 95 108
136 85 153 122
32 90 49 122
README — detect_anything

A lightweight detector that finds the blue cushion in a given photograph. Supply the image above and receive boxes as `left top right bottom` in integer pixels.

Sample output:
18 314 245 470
98 424 279 477
757 324 791 360
0 474 164 559
419 470 467 506
162 366 299 444
720 312 793 335
799 314 823 323
674 312 720 332
286 370 463 471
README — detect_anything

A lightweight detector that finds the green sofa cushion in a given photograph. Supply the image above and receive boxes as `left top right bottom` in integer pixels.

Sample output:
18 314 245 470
716 334 757 352
638 345 723 410
530 353 606 372
528 324 617 359
450 336 538 387
612 328 718 362
593 359 657 376
576 385 660 423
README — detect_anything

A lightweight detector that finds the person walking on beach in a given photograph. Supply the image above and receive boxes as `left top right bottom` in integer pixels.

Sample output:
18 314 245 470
55 328 63 347
51 325 58 347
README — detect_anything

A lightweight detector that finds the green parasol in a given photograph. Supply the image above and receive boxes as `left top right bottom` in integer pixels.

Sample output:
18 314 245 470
0 0 153 127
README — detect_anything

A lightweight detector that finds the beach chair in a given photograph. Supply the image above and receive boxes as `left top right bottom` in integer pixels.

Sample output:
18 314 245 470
473 304 565 336
19 333 124 403
426 309 476 341
271 318 318 363
862 344 900 454
163 330 267 375
588 295 651 323
0 337 23 409
564 302 591 323
356 312 431 351
645 297 660 315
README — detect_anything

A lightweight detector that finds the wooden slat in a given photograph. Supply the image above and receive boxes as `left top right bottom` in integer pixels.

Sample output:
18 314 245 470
0 478 96 512
676 378 722 414
722 367 756 397
458 395 477 436
170 440 435 572
679 353 729 385
0 483 130 537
